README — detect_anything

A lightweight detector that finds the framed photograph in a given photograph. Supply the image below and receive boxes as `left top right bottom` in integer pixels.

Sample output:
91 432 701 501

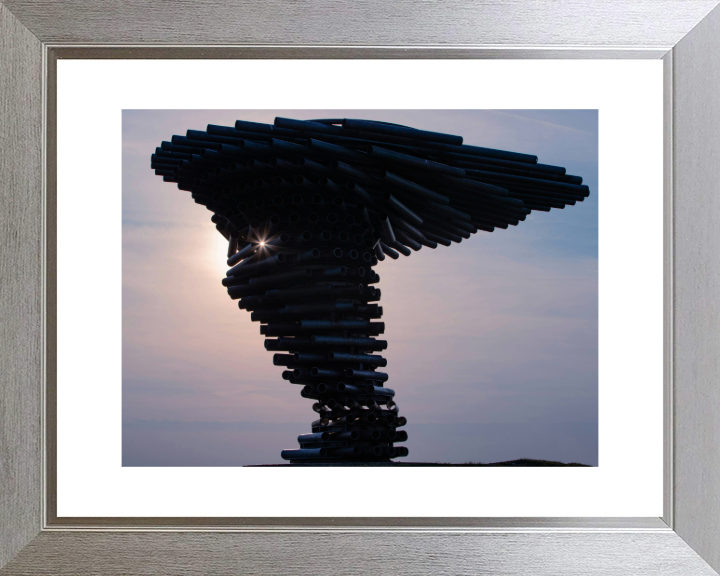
2 1 720 574
120 107 601 472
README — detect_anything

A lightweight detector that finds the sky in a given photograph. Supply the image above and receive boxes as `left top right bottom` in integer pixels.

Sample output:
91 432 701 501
122 109 598 466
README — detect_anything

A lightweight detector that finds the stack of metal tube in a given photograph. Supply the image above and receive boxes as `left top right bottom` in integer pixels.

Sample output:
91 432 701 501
151 117 588 463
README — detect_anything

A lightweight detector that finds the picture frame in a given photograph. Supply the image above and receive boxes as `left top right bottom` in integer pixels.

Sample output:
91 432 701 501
1 1 719 573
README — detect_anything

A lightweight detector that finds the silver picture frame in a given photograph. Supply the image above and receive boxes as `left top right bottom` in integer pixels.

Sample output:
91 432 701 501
2 1 720 573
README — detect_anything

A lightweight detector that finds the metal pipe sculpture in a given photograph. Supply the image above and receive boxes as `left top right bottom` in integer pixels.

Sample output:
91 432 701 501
151 117 589 464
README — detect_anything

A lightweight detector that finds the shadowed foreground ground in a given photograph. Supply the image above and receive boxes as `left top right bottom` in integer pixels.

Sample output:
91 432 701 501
249 458 590 467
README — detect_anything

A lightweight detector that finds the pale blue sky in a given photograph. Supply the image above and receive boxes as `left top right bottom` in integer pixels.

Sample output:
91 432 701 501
122 109 598 466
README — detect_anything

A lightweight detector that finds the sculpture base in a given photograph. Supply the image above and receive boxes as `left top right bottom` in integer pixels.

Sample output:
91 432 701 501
289 458 393 464
231 232 409 463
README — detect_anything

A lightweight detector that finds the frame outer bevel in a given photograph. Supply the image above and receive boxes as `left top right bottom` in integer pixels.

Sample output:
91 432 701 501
671 3 720 571
1 0 720 574
2 531 719 576
0 0 718 46
0 2 43 570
